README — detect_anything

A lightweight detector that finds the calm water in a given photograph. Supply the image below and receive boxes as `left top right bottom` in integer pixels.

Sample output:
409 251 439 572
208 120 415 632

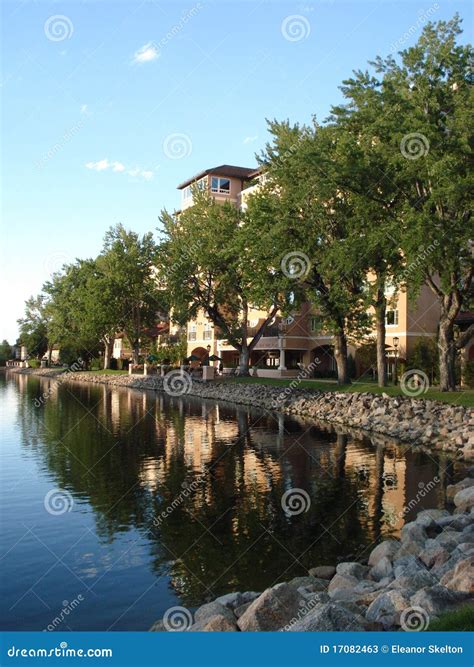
0 372 466 631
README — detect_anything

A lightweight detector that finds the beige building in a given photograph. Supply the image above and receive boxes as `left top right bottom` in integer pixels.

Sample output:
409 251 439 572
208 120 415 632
175 164 446 379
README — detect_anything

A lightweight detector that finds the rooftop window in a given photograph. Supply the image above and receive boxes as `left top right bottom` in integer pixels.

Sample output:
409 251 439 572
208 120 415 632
211 177 230 194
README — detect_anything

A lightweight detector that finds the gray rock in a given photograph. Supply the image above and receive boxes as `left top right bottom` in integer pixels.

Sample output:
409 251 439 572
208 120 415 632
328 573 359 597
237 583 303 632
336 562 369 579
410 584 470 615
234 602 253 618
440 556 474 593
149 620 166 632
448 478 474 502
393 555 425 579
436 514 472 530
454 486 474 511
286 602 365 632
416 509 450 528
308 565 336 580
288 576 327 592
419 544 450 569
214 591 259 610
389 570 437 592
189 614 238 632
370 555 393 581
401 521 427 545
194 601 235 624
368 540 400 567
366 590 411 627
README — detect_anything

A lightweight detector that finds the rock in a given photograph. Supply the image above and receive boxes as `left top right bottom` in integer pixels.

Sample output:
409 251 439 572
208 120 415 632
416 509 450 528
336 562 369 579
419 544 450 569
368 540 400 567
214 591 259 610
237 583 303 632
410 585 470 615
454 487 474 511
194 601 235 624
400 521 428 545
189 614 238 632
234 602 253 618
288 576 327 592
393 555 425 579
308 565 336 580
285 602 365 632
440 557 474 593
328 574 359 597
436 514 472 530
366 590 411 627
389 570 437 592
447 478 474 501
370 556 393 581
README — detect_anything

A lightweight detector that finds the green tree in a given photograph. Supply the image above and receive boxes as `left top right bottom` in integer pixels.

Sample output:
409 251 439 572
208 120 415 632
158 191 283 375
17 294 50 360
0 339 12 365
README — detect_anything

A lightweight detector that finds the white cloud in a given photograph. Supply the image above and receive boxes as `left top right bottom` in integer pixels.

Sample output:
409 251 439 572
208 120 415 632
112 161 126 172
85 159 154 180
85 158 110 171
243 135 258 144
132 42 160 64
141 170 154 180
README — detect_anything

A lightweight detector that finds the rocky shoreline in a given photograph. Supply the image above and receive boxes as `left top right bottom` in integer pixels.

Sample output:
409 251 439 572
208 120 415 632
6 367 474 458
148 475 473 632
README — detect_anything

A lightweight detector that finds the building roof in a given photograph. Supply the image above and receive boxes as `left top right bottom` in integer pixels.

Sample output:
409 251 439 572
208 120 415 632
177 165 256 190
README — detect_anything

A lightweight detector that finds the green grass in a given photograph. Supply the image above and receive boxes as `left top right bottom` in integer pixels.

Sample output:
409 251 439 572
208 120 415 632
426 605 474 631
226 376 474 407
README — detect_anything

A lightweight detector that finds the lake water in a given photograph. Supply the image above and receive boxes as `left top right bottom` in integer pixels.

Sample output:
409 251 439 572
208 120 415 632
0 372 466 631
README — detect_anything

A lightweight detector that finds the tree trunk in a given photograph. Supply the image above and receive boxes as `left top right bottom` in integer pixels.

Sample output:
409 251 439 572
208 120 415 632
132 345 140 366
238 344 250 376
47 346 53 365
374 294 387 387
103 337 114 370
334 330 349 385
438 321 456 391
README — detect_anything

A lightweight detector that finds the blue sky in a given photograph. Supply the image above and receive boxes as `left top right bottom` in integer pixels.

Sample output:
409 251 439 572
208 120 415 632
1 0 472 342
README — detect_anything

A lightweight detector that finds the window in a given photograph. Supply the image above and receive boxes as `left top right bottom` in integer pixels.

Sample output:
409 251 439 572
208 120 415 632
211 177 231 194
188 324 197 341
386 310 399 326
310 316 322 333
203 323 212 340
182 186 192 200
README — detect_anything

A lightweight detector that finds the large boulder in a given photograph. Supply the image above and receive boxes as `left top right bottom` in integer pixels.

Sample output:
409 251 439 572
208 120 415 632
454 487 474 512
401 521 428 545
214 591 259 610
393 555 426 579
308 565 336 580
416 509 450 528
368 540 400 567
336 562 369 579
410 585 470 616
194 601 235 624
286 602 365 632
237 583 303 631
419 544 450 569
366 590 411 627
447 478 474 502
370 555 393 581
328 573 359 597
440 556 474 594
189 615 238 632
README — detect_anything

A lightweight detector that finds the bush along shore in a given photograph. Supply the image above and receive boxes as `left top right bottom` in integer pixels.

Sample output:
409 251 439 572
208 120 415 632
7 368 474 459
149 475 474 632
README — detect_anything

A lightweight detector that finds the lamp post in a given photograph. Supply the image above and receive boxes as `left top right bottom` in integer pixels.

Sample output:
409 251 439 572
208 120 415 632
393 337 399 385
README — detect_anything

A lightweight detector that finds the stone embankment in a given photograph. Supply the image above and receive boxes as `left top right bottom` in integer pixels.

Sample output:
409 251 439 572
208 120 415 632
7 367 474 458
149 476 474 632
